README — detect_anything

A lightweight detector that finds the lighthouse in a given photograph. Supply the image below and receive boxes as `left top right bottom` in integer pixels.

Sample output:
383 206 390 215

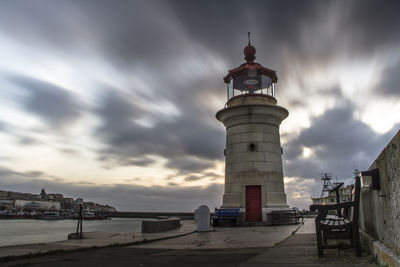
216 34 289 223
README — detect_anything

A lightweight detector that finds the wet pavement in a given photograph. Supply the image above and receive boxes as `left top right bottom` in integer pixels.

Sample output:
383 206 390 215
134 223 300 249
0 220 196 259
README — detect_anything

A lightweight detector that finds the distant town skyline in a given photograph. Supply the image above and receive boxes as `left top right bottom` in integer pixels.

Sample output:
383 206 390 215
1 0 400 211
0 188 116 213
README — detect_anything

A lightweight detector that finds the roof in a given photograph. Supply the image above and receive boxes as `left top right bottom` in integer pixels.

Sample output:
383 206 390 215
223 61 278 84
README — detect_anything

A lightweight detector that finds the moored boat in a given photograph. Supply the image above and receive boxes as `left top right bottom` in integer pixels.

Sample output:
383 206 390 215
74 210 109 220
37 210 65 220
0 209 37 219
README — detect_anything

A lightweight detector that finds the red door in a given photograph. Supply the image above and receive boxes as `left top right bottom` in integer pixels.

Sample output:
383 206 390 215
246 186 262 222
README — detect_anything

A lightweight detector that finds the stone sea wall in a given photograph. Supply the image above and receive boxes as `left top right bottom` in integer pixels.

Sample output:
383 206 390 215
360 129 400 255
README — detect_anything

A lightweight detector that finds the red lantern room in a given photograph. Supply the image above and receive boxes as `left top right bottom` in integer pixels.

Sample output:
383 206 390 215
223 33 278 100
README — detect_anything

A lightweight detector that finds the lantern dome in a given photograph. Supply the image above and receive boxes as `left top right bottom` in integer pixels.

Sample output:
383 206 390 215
223 33 278 100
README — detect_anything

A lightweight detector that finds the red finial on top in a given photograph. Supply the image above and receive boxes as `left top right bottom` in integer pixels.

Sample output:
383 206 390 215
244 32 256 62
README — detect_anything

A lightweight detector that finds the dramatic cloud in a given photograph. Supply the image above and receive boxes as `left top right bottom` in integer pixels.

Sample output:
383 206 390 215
285 177 322 209
282 96 399 206
0 166 223 211
0 1 399 210
7 75 82 128
284 98 399 180
95 88 225 168
379 62 400 97
0 120 40 146
0 166 57 183
346 1 400 53
166 156 215 173
0 121 5 132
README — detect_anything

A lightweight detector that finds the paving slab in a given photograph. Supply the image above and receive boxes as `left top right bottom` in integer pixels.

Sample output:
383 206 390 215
0 219 379 266
134 223 301 249
243 219 377 266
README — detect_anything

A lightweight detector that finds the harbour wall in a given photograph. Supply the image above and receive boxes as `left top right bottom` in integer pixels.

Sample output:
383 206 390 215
141 218 181 233
109 211 194 220
359 129 400 267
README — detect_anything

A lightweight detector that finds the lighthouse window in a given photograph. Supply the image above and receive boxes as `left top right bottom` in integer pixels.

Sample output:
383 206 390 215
248 143 256 151
233 74 262 92
227 80 233 99
261 75 272 89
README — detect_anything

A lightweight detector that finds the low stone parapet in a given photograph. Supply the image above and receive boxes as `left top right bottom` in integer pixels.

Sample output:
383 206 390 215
360 229 400 267
141 218 181 233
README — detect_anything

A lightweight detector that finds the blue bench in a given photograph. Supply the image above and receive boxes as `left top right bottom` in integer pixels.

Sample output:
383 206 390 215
211 208 240 226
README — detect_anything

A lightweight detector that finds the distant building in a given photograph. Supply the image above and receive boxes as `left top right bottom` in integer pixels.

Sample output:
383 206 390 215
0 191 9 198
0 189 116 212
311 183 353 205
101 205 117 213
47 193 64 202
0 199 14 209
14 200 61 210
62 197 74 210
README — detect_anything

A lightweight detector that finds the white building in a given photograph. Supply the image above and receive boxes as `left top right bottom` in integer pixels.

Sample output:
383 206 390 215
14 200 61 210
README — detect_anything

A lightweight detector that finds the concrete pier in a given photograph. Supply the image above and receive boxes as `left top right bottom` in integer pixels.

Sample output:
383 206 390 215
141 218 181 233
0 219 378 266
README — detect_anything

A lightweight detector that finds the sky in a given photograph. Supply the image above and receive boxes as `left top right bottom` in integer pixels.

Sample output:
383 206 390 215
0 0 400 211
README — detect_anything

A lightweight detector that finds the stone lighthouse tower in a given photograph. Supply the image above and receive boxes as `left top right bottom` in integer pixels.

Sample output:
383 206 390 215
216 34 289 223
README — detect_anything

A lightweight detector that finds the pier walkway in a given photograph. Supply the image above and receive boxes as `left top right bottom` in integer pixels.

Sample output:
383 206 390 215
0 219 377 266
0 220 196 259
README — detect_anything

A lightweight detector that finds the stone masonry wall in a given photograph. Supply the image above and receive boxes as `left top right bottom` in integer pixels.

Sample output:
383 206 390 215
223 123 286 208
216 101 289 209
360 129 400 253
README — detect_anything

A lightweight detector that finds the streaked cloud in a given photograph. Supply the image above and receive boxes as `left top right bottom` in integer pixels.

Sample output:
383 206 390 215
0 0 399 210
7 75 82 128
0 165 223 211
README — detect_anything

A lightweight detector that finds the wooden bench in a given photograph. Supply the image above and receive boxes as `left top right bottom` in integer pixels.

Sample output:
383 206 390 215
271 209 303 225
310 176 361 257
329 182 345 217
211 208 240 226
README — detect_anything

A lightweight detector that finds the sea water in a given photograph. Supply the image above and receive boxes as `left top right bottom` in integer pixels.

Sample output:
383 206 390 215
0 218 143 247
